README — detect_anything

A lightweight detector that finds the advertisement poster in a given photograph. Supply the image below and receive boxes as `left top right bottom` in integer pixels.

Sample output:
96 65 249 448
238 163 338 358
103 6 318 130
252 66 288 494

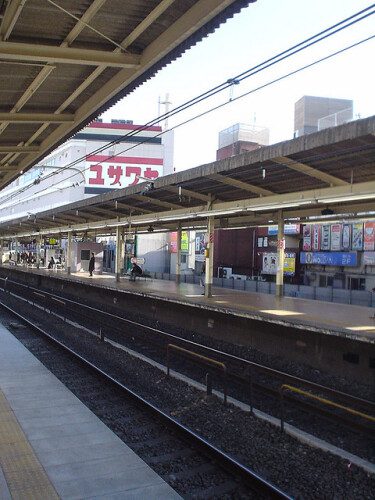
342 223 351 250
300 252 357 266
262 252 295 276
170 231 189 253
312 225 321 251
268 224 300 236
364 221 375 251
321 225 331 251
363 252 375 265
302 225 312 251
330 224 342 251
352 223 363 250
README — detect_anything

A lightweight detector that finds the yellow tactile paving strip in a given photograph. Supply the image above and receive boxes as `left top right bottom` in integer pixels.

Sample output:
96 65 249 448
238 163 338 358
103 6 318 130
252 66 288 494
0 391 60 500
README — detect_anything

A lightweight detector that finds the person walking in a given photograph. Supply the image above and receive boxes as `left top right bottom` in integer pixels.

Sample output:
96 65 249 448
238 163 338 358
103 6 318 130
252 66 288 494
89 252 95 277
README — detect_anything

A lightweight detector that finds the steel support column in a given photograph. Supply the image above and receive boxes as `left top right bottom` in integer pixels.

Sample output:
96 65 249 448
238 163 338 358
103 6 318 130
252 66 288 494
176 225 181 284
205 216 215 298
66 231 72 275
276 211 284 298
36 234 42 269
115 225 122 282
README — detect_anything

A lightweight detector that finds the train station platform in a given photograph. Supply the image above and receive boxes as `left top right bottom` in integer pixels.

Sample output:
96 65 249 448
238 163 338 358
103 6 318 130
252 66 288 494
0 322 180 499
3 264 375 342
1 264 374 385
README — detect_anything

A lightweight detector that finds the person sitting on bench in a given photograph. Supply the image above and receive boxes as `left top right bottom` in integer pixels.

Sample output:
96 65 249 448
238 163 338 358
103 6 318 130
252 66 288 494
130 262 143 281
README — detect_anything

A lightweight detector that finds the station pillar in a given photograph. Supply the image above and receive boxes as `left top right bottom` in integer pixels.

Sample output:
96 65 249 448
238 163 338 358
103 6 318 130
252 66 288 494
205 216 215 298
0 239 3 265
66 231 72 275
36 235 42 268
115 225 123 282
176 225 181 284
276 211 284 298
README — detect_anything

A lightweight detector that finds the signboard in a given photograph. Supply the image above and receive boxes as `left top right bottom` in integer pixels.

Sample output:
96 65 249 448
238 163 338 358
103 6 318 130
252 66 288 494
267 224 300 236
302 225 312 251
364 221 375 251
181 231 189 253
84 155 163 194
321 225 331 251
352 223 363 250
195 232 206 253
330 224 342 251
342 223 351 250
262 252 296 276
363 252 375 265
312 225 321 251
170 231 189 253
300 252 357 266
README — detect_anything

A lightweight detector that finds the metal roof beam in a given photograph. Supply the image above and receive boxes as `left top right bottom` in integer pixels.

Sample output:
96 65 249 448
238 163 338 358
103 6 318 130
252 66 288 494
209 173 273 196
114 201 153 214
0 146 39 153
10 0 240 184
0 0 26 41
272 156 348 186
0 113 74 123
131 194 183 210
164 185 211 202
0 41 141 68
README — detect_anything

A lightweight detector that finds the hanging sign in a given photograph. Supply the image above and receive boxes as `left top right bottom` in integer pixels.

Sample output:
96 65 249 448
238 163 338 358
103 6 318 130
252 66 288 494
330 224 342 251
342 223 351 250
321 225 331 251
312 225 321 251
364 221 375 251
352 223 363 250
302 225 312 251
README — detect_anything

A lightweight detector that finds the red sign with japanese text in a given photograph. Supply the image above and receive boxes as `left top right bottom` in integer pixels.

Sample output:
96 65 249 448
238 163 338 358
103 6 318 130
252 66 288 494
84 155 163 193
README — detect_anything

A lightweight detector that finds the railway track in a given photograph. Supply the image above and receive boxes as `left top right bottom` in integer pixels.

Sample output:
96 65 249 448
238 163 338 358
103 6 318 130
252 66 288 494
1 278 374 497
0 292 290 499
2 278 373 439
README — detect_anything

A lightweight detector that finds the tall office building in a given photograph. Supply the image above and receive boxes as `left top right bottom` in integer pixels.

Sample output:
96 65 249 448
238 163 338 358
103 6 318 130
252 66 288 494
294 96 353 138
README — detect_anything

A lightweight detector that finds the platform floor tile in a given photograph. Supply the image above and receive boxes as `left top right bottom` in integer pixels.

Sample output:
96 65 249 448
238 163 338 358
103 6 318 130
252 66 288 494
0 323 180 499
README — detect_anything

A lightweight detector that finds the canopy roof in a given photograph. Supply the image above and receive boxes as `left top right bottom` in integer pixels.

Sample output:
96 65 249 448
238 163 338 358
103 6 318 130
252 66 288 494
0 0 253 190
1 115 375 239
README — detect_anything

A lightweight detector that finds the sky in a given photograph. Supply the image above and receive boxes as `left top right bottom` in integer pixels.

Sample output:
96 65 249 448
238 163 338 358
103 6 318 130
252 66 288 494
101 0 375 173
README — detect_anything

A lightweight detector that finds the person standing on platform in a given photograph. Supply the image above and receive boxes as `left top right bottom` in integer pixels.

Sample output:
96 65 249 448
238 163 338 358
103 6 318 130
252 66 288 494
200 261 206 294
89 252 95 277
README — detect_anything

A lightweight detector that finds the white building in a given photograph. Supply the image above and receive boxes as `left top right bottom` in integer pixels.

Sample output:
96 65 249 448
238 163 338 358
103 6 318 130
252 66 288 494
0 120 174 222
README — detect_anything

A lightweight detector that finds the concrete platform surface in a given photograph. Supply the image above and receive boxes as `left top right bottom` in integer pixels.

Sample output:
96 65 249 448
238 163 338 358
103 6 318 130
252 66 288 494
0 322 180 499
4 265 375 343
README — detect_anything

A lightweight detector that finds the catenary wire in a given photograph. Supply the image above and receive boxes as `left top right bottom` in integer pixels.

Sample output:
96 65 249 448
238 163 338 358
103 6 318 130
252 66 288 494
4 32 373 212
0 5 374 207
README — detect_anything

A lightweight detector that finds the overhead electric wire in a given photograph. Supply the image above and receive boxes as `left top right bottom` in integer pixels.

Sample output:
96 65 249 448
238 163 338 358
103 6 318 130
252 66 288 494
5 32 374 213
1 4 374 208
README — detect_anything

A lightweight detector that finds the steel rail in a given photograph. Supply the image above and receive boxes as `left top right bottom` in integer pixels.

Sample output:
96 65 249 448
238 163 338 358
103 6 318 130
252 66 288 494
5 276 371 412
0 298 291 500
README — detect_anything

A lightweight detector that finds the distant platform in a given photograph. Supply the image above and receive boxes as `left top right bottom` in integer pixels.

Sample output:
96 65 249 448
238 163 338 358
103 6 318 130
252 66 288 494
2 264 375 344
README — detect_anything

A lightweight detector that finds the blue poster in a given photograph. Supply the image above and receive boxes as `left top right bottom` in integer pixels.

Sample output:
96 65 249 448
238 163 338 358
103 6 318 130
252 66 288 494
300 252 357 266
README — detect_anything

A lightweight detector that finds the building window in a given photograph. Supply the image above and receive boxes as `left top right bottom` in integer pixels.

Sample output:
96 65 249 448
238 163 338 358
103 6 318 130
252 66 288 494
319 275 333 287
347 277 365 291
